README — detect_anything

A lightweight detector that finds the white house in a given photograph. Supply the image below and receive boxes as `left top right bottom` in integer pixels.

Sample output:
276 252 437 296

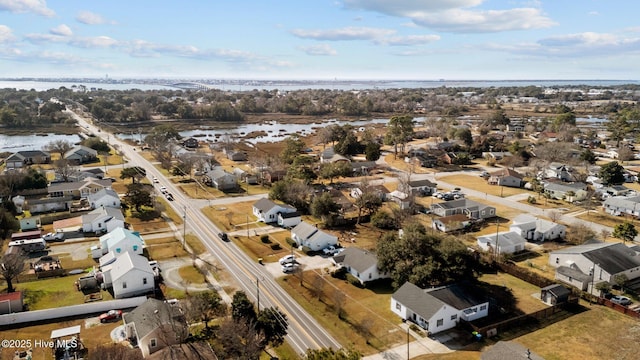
509 214 566 242
277 212 302 228
101 251 155 299
549 242 640 292
81 207 125 234
331 247 389 284
203 167 237 191
93 227 145 258
543 182 588 202
252 198 297 223
477 231 526 254
391 282 489 334
290 221 338 251
431 214 472 233
64 145 98 165
87 188 121 209
602 195 640 217
487 168 523 188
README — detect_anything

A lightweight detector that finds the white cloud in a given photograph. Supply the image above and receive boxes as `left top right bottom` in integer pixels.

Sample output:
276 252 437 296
290 26 395 41
588 11 599 16
411 8 556 33
376 34 440 46
343 0 483 14
50 24 72 37
70 36 118 48
0 25 15 42
297 44 338 56
76 11 114 25
0 0 55 17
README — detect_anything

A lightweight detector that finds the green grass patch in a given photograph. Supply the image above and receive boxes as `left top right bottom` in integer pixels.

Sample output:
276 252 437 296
178 265 207 285
14 275 113 310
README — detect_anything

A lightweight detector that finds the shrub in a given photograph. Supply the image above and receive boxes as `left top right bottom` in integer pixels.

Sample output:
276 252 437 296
527 196 537 204
331 266 347 280
270 243 281 251
301 246 312 255
371 210 396 230
346 273 364 288
260 235 271 243
285 237 297 247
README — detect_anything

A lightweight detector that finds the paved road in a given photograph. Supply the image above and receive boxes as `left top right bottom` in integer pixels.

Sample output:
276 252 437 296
65 109 341 355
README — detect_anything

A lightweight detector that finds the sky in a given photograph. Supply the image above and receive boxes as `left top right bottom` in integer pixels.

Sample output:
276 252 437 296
0 0 639 81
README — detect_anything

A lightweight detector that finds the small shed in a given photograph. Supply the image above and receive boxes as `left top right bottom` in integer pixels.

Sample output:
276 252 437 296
0 291 24 314
540 284 571 305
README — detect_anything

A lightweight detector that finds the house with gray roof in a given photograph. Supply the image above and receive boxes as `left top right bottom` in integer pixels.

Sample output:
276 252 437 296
48 177 113 199
203 166 237 191
87 188 120 209
123 298 188 358
320 146 349 163
543 182 588 201
602 195 640 217
100 251 155 298
331 247 389 285
430 199 495 220
291 221 337 251
549 242 640 292
252 198 297 223
94 227 145 258
391 282 489 334
64 145 98 165
509 214 566 241
408 179 438 196
477 231 526 254
5 150 51 170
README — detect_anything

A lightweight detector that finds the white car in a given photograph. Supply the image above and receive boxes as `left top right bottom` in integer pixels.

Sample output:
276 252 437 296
282 263 298 273
159 186 167 194
610 295 632 306
279 255 296 265
152 177 159 183
323 246 338 256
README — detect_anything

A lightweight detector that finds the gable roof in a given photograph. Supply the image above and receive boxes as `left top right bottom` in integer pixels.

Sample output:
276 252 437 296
552 242 640 274
253 198 295 213
541 284 571 299
432 198 490 211
291 221 319 240
428 283 488 310
544 182 587 192
109 251 154 282
82 206 124 224
279 211 301 219
100 227 144 250
393 282 446 321
409 179 437 188
7 150 50 160
489 168 523 179
477 231 526 247
48 178 112 193
393 282 487 321
87 188 119 202
332 247 378 273
123 298 185 340
435 214 469 225
603 195 640 209
64 145 97 158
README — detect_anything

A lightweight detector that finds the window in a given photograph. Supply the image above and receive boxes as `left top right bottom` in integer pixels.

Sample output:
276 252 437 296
396 302 401 311
98 223 102 228
150 338 157 348
450 314 457 320
133 245 138 251
480 305 487 311
143 278 147 285
555 258 559 264
436 319 443 327
122 282 127 289
369 273 372 279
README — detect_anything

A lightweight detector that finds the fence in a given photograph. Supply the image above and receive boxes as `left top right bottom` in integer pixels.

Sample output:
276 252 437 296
466 298 579 337
597 297 640 319
495 261 555 288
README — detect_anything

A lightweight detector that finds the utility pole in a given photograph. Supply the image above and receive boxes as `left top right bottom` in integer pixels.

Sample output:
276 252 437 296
407 327 410 360
183 206 187 250
256 277 260 311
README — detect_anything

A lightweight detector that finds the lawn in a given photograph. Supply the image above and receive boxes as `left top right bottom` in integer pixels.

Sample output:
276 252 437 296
10 275 113 310
145 237 189 260
576 209 631 229
201 201 259 232
233 233 292 264
0 318 120 360
277 272 406 356
178 265 207 285
437 174 529 198
478 272 549 313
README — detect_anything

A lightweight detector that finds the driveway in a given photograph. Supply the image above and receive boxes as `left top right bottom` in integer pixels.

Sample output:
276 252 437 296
263 253 334 277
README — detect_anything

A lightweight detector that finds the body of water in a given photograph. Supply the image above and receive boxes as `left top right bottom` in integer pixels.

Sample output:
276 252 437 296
0 79 637 92
0 133 83 153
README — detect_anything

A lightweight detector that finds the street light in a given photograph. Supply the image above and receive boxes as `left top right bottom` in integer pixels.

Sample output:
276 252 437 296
182 206 187 250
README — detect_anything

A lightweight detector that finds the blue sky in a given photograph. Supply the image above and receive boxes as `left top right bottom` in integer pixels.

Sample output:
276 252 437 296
0 0 639 80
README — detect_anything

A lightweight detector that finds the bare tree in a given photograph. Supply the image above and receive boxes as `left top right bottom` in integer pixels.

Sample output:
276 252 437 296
214 318 264 359
0 253 27 293
309 273 325 301
183 290 226 331
356 317 375 340
93 344 143 360
547 210 561 222
332 289 346 318
53 158 77 182
566 223 597 245
45 139 74 158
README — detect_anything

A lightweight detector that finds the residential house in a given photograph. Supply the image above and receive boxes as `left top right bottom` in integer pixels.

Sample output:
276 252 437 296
543 182 588 201
0 291 24 314
227 150 248 162
48 177 113 199
147 342 218 360
64 145 98 165
81 207 125 234
388 190 412 210
25 196 73 214
203 167 237 191
540 284 571 306
123 298 188 358
87 188 121 209
391 282 489 334
261 169 287 184
599 185 632 198
68 168 105 182
4 150 51 170
277 212 302 228
331 247 389 284
602 195 640 217
101 251 155 298
18 216 40 231
182 137 199 148
430 199 496 220
252 198 297 223
320 147 349 163
509 214 566 241
93 227 145 258
350 184 390 201
487 168 523 188
290 221 338 251
549 242 640 291
350 161 376 176
477 231 526 254
407 179 438 196
482 151 512 160
431 214 472 233
539 163 573 182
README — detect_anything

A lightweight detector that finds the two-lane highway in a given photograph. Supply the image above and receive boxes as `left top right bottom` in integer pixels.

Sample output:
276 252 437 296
65 109 341 354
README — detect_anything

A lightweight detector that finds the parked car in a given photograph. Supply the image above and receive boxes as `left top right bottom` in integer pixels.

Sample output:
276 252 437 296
165 193 174 201
279 254 296 265
99 309 123 323
323 246 338 256
218 232 229 242
152 176 159 183
610 295 632 306
159 186 167 194
42 232 64 242
282 263 298 273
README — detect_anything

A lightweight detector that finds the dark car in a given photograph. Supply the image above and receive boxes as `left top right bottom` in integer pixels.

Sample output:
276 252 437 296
218 232 229 242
